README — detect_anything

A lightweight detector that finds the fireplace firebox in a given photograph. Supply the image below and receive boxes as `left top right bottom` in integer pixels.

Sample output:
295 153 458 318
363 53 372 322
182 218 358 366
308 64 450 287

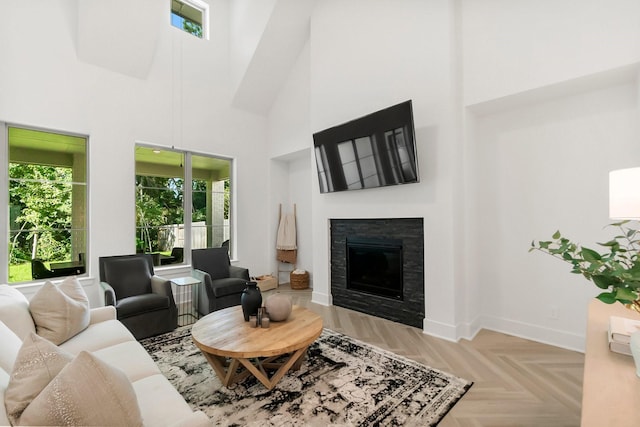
347 238 403 300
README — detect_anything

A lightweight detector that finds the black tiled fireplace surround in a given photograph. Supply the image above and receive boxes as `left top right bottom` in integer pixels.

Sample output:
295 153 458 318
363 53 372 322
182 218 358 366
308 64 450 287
330 218 425 328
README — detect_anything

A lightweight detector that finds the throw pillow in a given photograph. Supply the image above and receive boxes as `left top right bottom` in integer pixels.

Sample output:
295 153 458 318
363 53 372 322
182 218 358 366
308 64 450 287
0 321 23 373
18 351 143 427
29 276 90 345
4 332 74 426
0 284 36 340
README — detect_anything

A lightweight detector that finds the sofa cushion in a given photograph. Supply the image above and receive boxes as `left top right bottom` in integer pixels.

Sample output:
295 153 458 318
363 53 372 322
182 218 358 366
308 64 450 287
29 277 90 345
117 293 170 318
59 319 134 354
19 351 143 427
0 285 35 340
92 341 161 382
211 277 248 297
4 332 73 425
0 321 22 373
132 374 201 427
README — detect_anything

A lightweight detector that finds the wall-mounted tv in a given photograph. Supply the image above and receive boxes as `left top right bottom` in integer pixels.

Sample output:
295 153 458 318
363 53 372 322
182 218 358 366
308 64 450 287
312 100 419 194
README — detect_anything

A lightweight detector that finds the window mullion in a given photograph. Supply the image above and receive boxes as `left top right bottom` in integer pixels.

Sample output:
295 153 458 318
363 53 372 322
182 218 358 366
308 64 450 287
183 152 193 264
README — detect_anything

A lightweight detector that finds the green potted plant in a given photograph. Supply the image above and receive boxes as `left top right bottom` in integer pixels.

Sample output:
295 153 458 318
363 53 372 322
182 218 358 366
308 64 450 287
530 221 640 313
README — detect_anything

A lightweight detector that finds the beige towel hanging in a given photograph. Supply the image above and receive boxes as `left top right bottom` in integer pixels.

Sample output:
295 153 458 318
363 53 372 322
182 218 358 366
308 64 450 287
277 205 297 263
276 213 297 250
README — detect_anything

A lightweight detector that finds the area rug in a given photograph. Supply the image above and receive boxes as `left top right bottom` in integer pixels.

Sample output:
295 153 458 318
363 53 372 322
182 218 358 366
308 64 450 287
141 327 472 426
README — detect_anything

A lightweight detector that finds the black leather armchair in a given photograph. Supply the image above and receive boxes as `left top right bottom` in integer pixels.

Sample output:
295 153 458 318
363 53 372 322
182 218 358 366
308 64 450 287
191 248 250 316
99 254 177 340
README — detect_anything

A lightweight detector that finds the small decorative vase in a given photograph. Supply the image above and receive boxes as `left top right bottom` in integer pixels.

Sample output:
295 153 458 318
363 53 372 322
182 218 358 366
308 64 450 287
240 282 262 321
264 293 293 322
630 331 640 378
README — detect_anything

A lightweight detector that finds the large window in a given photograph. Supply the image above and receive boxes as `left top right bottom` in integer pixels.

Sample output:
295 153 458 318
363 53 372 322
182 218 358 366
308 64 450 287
6 126 87 283
135 146 232 266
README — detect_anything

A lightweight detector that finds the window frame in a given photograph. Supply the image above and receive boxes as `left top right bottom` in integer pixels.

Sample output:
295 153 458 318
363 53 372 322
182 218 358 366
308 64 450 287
2 122 89 284
134 143 235 266
170 0 209 40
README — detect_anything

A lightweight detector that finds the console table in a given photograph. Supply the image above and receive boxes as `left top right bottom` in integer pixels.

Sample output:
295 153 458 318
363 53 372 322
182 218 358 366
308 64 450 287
582 299 640 426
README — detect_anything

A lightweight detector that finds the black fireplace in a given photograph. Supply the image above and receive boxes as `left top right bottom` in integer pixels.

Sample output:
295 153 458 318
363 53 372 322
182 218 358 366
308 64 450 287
330 218 424 328
347 237 403 300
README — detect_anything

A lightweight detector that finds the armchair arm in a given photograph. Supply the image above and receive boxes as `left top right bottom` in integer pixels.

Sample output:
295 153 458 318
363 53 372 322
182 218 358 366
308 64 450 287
192 269 213 316
151 275 176 305
229 265 250 281
192 269 215 299
100 281 116 306
192 269 209 285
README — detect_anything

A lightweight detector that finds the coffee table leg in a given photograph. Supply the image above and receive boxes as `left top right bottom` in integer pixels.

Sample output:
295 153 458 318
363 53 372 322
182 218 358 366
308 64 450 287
200 346 312 390
291 348 308 371
236 346 309 390
201 352 242 387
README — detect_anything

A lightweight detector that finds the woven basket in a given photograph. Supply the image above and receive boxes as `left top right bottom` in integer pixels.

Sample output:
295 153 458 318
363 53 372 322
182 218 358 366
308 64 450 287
277 249 297 264
290 270 309 290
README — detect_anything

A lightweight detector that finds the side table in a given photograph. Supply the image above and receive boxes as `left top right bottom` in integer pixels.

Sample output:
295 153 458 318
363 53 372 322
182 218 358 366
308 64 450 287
171 276 201 326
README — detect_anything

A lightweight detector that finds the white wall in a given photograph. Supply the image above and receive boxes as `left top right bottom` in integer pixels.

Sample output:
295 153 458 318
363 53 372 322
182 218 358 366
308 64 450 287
229 0 278 91
0 0 271 303
462 0 640 351
470 83 640 350
462 0 640 106
307 0 462 338
268 41 314 284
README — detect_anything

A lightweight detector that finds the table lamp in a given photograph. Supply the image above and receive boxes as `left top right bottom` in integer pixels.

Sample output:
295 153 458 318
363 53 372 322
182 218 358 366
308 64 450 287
609 167 640 220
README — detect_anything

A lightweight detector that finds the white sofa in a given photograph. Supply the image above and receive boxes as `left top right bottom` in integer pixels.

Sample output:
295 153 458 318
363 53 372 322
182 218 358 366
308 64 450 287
0 284 210 426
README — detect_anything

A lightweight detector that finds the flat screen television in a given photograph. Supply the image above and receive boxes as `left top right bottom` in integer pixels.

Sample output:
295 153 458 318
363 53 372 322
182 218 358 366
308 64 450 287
313 100 419 194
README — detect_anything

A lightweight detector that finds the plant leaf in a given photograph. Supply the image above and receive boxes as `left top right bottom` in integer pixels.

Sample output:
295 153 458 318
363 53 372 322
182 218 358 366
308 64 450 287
615 287 638 303
596 292 617 304
581 247 602 262
592 275 616 289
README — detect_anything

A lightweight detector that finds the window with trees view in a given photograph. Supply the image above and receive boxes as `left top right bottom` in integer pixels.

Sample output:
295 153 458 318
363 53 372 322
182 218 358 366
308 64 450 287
135 146 232 266
6 126 87 284
171 0 208 39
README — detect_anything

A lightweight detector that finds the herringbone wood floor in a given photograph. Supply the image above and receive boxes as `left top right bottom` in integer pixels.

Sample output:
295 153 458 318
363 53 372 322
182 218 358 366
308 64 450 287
266 284 584 427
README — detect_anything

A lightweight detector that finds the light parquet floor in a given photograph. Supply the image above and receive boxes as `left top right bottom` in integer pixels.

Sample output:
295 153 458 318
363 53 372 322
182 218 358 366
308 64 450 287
265 284 584 427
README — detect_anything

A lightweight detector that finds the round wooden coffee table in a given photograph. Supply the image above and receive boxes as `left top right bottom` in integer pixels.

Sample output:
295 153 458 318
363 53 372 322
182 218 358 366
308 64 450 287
191 305 323 390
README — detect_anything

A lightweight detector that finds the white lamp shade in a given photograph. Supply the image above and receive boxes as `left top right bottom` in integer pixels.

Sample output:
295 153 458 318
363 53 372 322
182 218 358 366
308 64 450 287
609 167 640 219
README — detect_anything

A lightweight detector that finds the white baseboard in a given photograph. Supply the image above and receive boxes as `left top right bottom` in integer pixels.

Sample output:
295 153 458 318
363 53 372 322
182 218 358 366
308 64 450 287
311 290 332 306
422 314 584 352
422 318 459 342
479 314 585 353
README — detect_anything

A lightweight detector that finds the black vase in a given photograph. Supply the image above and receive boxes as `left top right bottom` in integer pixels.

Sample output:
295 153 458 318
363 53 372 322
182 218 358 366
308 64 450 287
241 281 262 321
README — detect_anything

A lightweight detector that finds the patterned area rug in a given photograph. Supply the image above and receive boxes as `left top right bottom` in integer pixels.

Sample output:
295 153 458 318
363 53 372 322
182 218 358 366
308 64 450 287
141 327 472 426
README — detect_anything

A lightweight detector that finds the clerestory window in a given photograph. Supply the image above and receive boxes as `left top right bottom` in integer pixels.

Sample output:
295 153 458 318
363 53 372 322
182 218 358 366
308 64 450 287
171 0 208 39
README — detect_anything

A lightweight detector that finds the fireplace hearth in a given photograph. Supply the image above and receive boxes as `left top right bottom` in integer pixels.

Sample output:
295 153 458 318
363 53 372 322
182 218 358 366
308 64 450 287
331 218 424 328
